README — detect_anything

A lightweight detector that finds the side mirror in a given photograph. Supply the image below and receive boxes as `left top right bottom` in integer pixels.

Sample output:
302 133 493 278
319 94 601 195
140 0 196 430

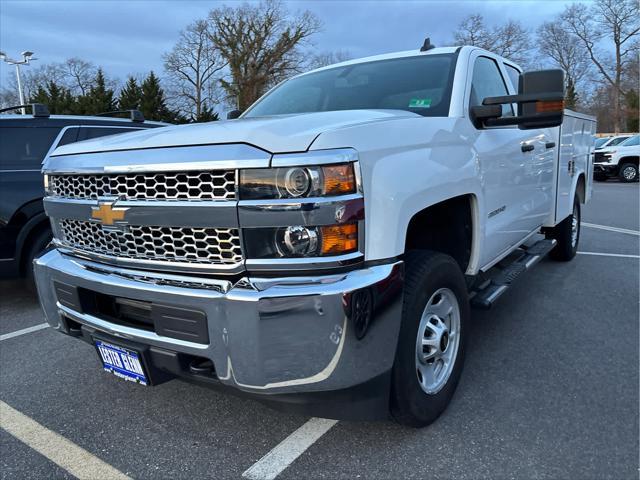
227 109 243 120
477 69 565 130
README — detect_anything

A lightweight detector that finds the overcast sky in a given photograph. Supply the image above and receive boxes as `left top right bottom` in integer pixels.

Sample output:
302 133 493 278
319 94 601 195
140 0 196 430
1 0 592 88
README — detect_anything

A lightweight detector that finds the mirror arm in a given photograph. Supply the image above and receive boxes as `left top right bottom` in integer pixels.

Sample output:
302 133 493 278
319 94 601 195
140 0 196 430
484 111 564 127
482 92 563 106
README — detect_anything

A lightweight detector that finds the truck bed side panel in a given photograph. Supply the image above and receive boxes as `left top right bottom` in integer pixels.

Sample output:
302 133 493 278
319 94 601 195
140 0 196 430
550 110 596 226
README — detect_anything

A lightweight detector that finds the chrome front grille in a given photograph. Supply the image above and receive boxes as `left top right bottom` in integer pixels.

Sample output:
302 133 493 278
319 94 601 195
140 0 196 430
49 171 236 201
58 219 242 265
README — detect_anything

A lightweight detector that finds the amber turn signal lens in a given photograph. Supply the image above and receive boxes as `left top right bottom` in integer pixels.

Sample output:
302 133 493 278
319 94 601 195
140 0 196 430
320 223 358 255
536 100 564 113
322 164 356 195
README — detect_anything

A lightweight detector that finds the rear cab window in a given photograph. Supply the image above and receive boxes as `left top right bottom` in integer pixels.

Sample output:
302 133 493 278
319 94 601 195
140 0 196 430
77 127 142 142
503 64 521 93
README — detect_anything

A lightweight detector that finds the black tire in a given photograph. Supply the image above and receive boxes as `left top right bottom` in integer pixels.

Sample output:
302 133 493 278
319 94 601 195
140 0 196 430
23 229 52 294
546 195 580 261
390 250 469 428
619 163 639 183
593 173 607 182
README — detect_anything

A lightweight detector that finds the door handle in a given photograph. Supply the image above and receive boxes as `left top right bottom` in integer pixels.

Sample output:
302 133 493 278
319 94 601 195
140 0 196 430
521 144 534 152
545 141 556 149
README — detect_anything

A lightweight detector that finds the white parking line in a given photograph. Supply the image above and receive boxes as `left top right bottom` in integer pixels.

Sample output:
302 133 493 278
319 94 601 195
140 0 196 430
242 418 338 480
0 323 48 341
582 222 640 236
0 401 131 480
578 251 640 259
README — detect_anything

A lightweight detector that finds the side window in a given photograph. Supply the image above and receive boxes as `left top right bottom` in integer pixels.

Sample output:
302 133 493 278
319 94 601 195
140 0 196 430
504 64 521 93
78 127 140 141
610 136 631 146
0 127 61 170
56 127 80 147
469 56 514 118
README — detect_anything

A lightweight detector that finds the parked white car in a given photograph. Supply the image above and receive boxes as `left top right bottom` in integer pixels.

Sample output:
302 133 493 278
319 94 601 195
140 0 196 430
34 43 596 427
594 134 640 182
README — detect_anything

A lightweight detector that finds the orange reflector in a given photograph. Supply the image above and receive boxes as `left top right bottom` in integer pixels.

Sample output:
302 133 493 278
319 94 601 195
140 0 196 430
320 223 358 255
536 100 564 113
322 164 356 195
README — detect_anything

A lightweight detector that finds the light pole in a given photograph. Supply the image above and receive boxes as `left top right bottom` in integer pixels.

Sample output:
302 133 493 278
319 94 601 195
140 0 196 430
0 51 37 114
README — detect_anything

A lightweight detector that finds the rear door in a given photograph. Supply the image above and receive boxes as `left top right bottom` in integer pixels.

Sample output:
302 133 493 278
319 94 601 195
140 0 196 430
466 53 554 268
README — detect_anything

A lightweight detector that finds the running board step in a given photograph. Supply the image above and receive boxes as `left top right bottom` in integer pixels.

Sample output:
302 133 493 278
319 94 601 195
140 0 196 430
470 238 557 309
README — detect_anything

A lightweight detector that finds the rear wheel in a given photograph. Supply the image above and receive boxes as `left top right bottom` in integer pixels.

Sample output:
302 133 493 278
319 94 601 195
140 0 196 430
546 195 580 261
390 251 469 428
619 163 638 182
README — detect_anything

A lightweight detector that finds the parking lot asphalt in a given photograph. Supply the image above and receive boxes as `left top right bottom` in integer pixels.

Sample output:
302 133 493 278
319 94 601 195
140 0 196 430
1 181 638 480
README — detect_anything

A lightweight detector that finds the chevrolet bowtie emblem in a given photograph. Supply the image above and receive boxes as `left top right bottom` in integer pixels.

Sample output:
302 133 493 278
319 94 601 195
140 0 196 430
91 203 128 226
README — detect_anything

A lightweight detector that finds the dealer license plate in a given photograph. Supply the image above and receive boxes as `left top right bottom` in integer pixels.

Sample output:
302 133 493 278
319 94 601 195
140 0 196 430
95 340 148 386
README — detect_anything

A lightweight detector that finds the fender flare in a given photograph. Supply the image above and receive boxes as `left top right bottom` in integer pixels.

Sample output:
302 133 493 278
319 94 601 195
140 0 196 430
15 211 50 271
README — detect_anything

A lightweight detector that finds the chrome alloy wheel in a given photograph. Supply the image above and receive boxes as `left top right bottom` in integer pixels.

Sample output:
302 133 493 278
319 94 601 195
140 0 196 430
622 165 637 181
415 288 461 394
571 203 580 248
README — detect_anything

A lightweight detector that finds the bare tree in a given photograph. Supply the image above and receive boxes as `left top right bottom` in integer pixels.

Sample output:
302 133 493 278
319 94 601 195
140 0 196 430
494 21 531 66
536 20 591 105
454 14 494 50
164 19 226 120
62 58 97 96
561 0 639 132
5 63 65 101
309 50 352 69
3 57 97 102
208 0 321 110
454 14 531 66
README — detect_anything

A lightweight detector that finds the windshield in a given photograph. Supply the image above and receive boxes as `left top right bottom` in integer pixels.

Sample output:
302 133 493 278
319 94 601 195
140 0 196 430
244 54 456 118
620 135 639 146
595 137 610 148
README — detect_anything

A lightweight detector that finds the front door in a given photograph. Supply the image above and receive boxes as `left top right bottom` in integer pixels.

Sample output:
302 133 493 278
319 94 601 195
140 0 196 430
467 54 554 268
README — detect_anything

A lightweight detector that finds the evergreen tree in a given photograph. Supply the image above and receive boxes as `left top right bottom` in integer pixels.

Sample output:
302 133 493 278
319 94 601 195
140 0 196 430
195 102 219 123
118 76 142 111
29 81 75 114
29 85 49 105
78 68 115 114
565 77 578 110
140 71 174 122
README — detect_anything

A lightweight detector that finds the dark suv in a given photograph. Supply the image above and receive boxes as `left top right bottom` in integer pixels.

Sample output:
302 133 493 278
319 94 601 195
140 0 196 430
0 104 167 288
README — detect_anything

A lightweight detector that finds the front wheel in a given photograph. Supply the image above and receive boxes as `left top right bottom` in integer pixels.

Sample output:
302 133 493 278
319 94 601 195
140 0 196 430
390 251 469 428
619 163 638 182
546 195 580 261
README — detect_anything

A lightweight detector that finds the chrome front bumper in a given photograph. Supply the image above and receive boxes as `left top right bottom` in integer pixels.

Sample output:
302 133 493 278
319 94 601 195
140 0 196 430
35 250 403 398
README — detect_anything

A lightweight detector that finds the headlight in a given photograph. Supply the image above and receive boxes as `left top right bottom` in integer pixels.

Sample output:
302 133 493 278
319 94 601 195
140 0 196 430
244 224 358 258
43 174 49 191
239 163 356 200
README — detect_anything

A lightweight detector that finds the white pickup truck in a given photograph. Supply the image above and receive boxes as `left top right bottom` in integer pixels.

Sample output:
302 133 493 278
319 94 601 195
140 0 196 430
35 43 595 427
593 134 639 182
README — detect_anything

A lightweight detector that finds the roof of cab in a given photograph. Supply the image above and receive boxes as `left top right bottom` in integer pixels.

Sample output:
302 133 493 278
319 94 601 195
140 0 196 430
308 46 461 74
0 114 168 126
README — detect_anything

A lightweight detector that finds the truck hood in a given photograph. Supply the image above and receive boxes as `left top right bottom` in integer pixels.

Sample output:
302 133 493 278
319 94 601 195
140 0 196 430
51 110 418 156
597 144 637 153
